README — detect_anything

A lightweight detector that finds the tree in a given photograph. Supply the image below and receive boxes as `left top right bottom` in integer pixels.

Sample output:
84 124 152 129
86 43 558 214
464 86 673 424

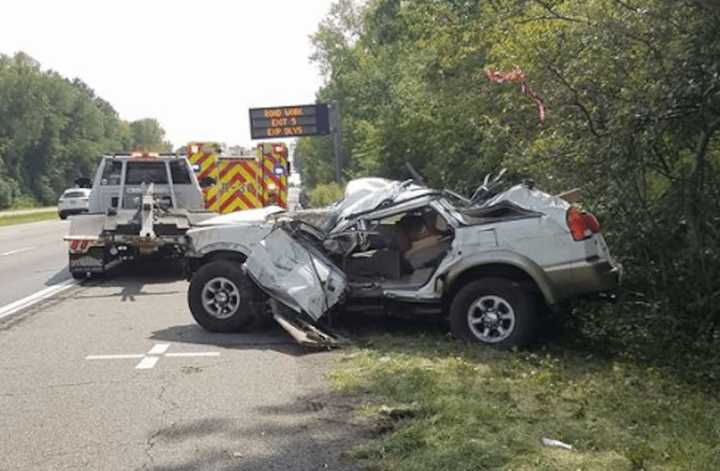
305 0 720 333
0 52 173 207
128 118 172 153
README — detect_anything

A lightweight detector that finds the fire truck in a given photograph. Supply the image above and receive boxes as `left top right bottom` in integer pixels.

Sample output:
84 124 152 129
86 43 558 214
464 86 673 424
187 142 290 214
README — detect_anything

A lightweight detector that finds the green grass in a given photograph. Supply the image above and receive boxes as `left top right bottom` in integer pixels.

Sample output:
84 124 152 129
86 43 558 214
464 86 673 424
0 210 58 227
330 324 720 470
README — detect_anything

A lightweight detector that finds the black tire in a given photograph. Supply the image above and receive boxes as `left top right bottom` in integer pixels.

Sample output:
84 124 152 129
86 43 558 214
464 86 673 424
449 277 538 350
59 212 67 220
188 260 257 332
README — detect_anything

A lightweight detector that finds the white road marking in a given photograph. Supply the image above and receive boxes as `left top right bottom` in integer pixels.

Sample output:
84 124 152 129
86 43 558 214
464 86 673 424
135 356 160 370
165 352 221 358
0 246 35 257
85 343 220 370
86 354 145 360
147 343 170 355
0 278 79 321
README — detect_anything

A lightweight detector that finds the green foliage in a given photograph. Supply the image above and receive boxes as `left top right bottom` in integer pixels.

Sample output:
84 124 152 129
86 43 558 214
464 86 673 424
128 118 172 152
10 195 39 210
306 1 720 331
0 52 172 208
309 182 344 207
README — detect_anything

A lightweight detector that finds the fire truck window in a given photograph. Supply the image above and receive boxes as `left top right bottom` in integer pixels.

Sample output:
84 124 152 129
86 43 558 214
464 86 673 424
101 160 123 186
170 160 192 184
125 162 169 185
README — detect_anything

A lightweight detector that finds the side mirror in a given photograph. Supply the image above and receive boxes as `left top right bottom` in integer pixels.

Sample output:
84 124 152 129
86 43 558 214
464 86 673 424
199 177 216 188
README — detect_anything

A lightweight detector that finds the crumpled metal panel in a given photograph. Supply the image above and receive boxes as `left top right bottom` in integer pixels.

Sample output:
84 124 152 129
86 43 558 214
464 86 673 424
244 228 347 321
483 184 570 227
186 223 274 257
332 178 424 220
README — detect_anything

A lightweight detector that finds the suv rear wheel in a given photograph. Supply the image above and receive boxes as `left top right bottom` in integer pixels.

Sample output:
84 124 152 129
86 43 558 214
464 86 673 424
449 278 537 349
188 260 257 332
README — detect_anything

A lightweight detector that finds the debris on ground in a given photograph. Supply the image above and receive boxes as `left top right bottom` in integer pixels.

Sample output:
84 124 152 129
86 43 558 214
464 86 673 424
541 437 574 450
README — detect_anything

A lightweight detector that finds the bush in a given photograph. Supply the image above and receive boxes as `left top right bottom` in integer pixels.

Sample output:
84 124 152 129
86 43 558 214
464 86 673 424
0 179 15 209
10 195 39 209
309 182 344 208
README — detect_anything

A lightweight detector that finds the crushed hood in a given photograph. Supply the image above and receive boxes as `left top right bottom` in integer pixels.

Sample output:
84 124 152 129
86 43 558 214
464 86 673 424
197 206 285 226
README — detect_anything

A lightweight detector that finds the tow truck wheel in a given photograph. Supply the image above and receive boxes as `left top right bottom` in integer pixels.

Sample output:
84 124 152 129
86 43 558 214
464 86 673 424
449 278 538 350
188 260 256 332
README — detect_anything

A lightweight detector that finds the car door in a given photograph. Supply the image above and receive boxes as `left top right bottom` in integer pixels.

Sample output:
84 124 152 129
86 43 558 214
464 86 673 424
244 225 348 321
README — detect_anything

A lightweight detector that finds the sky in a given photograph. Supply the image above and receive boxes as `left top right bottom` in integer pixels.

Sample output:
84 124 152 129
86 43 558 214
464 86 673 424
0 0 336 148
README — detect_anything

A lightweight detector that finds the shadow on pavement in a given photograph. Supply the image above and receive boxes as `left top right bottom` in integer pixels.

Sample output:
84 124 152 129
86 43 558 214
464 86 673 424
141 393 365 471
151 312 450 357
149 323 310 357
44 265 71 287
72 259 185 301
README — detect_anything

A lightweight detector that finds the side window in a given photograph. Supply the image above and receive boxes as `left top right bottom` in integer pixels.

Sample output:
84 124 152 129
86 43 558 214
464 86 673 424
101 160 123 186
170 160 192 185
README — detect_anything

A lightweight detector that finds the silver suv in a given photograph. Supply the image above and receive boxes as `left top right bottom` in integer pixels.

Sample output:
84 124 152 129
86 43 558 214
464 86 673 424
184 172 621 349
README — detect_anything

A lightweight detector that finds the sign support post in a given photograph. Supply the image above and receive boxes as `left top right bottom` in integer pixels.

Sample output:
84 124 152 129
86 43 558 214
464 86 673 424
331 101 344 183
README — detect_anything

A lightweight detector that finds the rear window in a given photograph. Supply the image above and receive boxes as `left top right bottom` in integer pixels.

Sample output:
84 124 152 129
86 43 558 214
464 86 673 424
125 162 168 185
170 160 192 184
63 191 86 198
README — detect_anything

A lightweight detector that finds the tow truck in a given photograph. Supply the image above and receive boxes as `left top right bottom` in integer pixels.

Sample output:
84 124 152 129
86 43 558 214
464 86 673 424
64 152 215 279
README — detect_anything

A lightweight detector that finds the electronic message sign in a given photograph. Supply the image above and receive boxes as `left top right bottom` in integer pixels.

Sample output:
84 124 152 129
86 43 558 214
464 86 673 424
249 104 330 139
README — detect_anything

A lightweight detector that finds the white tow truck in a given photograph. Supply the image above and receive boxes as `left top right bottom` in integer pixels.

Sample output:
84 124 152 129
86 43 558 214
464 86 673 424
65 152 215 279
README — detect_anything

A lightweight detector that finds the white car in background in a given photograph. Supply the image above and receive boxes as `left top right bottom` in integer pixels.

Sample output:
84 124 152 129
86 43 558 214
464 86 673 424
57 188 91 219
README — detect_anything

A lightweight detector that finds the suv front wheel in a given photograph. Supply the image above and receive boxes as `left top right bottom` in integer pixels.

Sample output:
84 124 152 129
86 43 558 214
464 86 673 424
449 278 537 349
188 260 257 332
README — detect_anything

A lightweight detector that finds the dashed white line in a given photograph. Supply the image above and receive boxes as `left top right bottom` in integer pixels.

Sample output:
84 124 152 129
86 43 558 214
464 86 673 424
165 352 221 358
0 246 35 257
147 343 170 355
85 343 221 370
135 356 160 370
0 278 79 321
86 354 145 360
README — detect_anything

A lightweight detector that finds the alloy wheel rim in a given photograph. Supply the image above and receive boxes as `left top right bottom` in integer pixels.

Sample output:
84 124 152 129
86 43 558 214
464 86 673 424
467 295 516 343
201 277 241 320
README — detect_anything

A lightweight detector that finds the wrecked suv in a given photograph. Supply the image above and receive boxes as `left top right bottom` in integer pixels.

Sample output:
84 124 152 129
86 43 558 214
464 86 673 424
184 171 621 349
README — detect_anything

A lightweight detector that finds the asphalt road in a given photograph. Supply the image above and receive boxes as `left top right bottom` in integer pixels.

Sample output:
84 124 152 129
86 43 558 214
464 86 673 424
0 263 360 471
0 218 71 307
0 212 361 470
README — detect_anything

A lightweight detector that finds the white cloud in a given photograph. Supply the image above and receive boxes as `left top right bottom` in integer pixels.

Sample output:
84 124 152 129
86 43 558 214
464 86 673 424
0 0 335 147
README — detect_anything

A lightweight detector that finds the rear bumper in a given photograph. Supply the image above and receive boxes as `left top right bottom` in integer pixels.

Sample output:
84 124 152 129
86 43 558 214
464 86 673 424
546 258 622 302
59 208 89 216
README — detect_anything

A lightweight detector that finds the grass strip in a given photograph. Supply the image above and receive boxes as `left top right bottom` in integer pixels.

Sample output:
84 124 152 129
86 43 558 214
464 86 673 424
331 330 720 470
0 210 58 227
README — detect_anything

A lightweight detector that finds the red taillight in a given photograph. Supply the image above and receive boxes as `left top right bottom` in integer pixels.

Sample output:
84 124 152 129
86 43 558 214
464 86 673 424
584 212 600 233
567 207 599 241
